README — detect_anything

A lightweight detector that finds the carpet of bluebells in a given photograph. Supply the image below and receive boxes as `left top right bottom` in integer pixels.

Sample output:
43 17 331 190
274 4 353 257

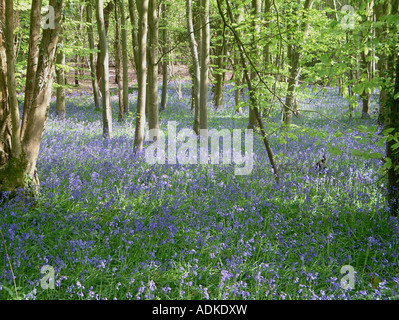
1 83 399 300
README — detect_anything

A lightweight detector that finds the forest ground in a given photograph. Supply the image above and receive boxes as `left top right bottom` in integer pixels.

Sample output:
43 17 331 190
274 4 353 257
1 78 399 300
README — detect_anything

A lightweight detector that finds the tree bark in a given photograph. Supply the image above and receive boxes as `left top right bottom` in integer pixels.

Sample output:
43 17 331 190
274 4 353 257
21 0 42 138
86 0 101 110
95 1 114 93
0 0 11 167
361 1 373 119
115 0 124 121
199 0 210 132
186 0 200 134
120 0 129 114
4 0 22 159
213 23 227 111
96 0 113 138
248 0 261 129
160 2 169 112
147 0 159 141
128 0 140 78
386 52 399 217
55 36 66 118
133 0 148 151
0 0 64 194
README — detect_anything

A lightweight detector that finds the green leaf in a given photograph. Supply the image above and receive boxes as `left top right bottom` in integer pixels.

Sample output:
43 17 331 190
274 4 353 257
384 157 392 169
392 142 399 150
383 128 395 135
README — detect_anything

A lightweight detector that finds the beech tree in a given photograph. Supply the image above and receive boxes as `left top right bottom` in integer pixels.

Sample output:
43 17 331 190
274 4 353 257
199 0 210 133
0 0 64 193
133 0 148 151
147 0 159 141
120 0 129 114
55 35 66 118
160 2 169 112
186 0 200 134
96 0 113 138
86 0 101 110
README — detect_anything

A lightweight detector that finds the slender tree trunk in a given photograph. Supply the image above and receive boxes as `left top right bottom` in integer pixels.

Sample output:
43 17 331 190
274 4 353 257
115 0 124 121
147 0 159 141
376 0 391 124
128 0 140 78
383 0 398 216
55 36 66 118
248 0 261 129
233 7 244 114
199 0 210 132
96 0 113 138
95 1 114 93
283 0 314 125
386 51 399 217
134 0 148 151
120 0 129 114
86 0 101 110
263 0 271 68
0 0 11 167
187 0 200 134
4 0 22 159
214 23 226 111
361 1 373 119
160 2 169 111
21 0 42 138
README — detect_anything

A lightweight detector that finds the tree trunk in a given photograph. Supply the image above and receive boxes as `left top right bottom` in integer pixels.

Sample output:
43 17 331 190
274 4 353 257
21 0 42 138
147 0 159 141
0 0 64 194
0 0 11 168
199 0 209 132
96 0 113 138
86 0 101 110
187 0 200 134
160 2 169 112
233 7 244 114
4 0 22 159
376 0 391 124
361 1 373 119
128 0 140 78
134 0 148 151
283 0 314 125
95 1 114 93
248 0 261 129
386 54 399 217
115 0 124 121
55 36 66 118
120 0 129 114
213 23 226 111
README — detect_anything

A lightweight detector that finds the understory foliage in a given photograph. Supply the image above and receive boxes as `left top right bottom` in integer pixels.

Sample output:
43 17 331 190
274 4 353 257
0 86 398 300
